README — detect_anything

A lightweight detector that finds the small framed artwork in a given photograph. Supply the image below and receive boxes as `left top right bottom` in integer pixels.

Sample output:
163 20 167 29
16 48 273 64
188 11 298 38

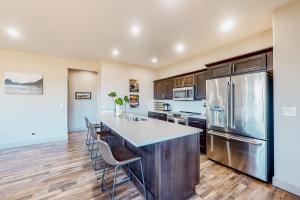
75 92 92 100
129 94 139 108
129 79 139 93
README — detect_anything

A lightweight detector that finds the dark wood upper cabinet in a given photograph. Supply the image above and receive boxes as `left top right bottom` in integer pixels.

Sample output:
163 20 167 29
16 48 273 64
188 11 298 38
164 79 174 99
206 47 273 79
154 70 206 100
184 74 195 86
154 79 174 100
174 74 195 88
154 80 164 100
233 53 267 74
267 52 273 71
174 76 185 88
207 62 232 79
195 71 207 100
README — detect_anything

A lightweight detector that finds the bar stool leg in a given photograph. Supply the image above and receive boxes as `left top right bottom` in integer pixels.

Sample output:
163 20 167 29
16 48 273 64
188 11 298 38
86 131 89 145
139 160 147 200
112 166 119 200
101 164 107 192
93 144 99 170
90 140 95 159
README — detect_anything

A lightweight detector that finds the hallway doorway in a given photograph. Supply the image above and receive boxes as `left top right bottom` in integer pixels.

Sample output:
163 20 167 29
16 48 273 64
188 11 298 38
68 69 98 132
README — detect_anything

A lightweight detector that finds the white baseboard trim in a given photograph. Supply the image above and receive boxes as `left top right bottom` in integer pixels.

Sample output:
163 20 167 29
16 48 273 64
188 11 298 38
0 136 68 150
273 177 300 196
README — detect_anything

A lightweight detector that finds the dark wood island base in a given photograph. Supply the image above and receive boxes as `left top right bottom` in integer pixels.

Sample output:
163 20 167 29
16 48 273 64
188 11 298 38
115 133 200 200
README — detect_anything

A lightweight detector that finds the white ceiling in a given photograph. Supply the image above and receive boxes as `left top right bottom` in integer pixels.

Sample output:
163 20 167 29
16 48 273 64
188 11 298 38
0 0 290 67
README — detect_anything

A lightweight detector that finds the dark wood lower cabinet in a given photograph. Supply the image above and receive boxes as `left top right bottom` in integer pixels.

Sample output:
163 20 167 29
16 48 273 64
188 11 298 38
188 117 207 154
148 111 167 121
123 134 199 200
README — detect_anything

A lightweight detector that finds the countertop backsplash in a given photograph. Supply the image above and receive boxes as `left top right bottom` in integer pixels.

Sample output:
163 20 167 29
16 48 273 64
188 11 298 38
153 99 207 115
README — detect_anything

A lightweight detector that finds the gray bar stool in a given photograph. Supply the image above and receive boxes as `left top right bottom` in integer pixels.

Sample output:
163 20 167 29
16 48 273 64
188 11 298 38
84 117 103 146
89 126 147 200
89 125 115 170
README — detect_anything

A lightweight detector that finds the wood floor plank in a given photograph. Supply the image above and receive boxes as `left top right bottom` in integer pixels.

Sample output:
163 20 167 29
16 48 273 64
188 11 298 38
0 132 299 200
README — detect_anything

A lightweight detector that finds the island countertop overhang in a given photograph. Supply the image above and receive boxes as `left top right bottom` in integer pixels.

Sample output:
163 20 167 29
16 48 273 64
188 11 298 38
99 110 202 147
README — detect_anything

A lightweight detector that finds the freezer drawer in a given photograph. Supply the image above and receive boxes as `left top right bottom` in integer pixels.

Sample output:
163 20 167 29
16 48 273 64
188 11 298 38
207 130 269 181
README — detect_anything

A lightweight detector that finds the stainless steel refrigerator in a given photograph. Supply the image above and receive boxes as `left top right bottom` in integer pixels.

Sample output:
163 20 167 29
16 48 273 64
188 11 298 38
206 71 273 181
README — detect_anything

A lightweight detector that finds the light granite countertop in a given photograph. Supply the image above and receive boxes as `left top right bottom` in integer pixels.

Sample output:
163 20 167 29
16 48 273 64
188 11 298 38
99 110 202 147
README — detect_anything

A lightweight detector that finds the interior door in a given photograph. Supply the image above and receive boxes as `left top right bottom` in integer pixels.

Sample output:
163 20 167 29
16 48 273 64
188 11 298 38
206 77 230 132
230 72 268 140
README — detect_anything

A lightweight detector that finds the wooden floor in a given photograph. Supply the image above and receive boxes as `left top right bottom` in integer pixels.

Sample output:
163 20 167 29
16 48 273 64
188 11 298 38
0 132 299 200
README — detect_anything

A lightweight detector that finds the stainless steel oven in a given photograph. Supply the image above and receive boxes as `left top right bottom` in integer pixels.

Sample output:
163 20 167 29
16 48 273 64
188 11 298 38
173 87 194 101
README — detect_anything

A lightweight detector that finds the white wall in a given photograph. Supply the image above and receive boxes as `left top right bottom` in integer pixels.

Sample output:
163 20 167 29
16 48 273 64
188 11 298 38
158 29 273 79
0 49 100 149
272 0 300 195
100 60 157 116
68 69 98 132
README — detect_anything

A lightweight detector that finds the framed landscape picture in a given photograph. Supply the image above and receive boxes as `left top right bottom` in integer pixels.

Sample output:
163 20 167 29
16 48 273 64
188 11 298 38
4 72 43 95
75 92 92 99
129 79 139 93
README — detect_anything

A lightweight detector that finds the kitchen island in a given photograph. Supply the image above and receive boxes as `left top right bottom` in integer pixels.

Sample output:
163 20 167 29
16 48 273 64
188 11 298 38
100 111 202 200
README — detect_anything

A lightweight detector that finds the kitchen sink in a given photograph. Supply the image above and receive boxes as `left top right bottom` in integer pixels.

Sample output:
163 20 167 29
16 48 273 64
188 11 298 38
127 115 148 121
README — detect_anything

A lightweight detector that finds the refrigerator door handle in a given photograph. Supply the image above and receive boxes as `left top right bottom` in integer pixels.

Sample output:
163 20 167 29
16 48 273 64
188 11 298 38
227 81 231 128
230 82 235 129
229 135 263 146
208 130 263 146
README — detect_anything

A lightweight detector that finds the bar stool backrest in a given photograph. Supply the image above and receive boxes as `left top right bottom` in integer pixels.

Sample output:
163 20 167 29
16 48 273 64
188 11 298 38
89 126 119 166
89 125 98 140
84 117 90 129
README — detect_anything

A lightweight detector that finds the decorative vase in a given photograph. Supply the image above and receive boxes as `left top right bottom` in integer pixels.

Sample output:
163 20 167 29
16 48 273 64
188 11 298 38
115 105 123 117
124 104 127 118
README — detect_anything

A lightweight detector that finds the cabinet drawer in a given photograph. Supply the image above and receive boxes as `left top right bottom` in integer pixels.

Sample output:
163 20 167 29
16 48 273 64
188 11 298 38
233 54 267 74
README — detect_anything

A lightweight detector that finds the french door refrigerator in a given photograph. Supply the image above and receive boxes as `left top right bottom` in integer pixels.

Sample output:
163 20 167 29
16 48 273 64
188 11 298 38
206 71 273 182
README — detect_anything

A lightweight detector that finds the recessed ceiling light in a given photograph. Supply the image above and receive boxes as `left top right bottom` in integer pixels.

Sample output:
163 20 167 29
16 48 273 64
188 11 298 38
151 57 158 64
220 19 235 32
5 27 21 39
112 49 119 56
175 43 185 53
130 25 141 36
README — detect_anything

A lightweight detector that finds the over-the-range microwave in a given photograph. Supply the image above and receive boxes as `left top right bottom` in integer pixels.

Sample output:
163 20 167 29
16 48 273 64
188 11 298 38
173 87 194 101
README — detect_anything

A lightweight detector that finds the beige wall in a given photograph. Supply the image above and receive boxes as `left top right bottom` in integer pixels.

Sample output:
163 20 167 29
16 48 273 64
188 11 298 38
272 0 300 195
158 29 273 79
0 49 100 149
68 69 98 132
100 60 158 116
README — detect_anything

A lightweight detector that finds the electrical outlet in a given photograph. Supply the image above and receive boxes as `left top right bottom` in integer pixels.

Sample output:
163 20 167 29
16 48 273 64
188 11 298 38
282 107 297 117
